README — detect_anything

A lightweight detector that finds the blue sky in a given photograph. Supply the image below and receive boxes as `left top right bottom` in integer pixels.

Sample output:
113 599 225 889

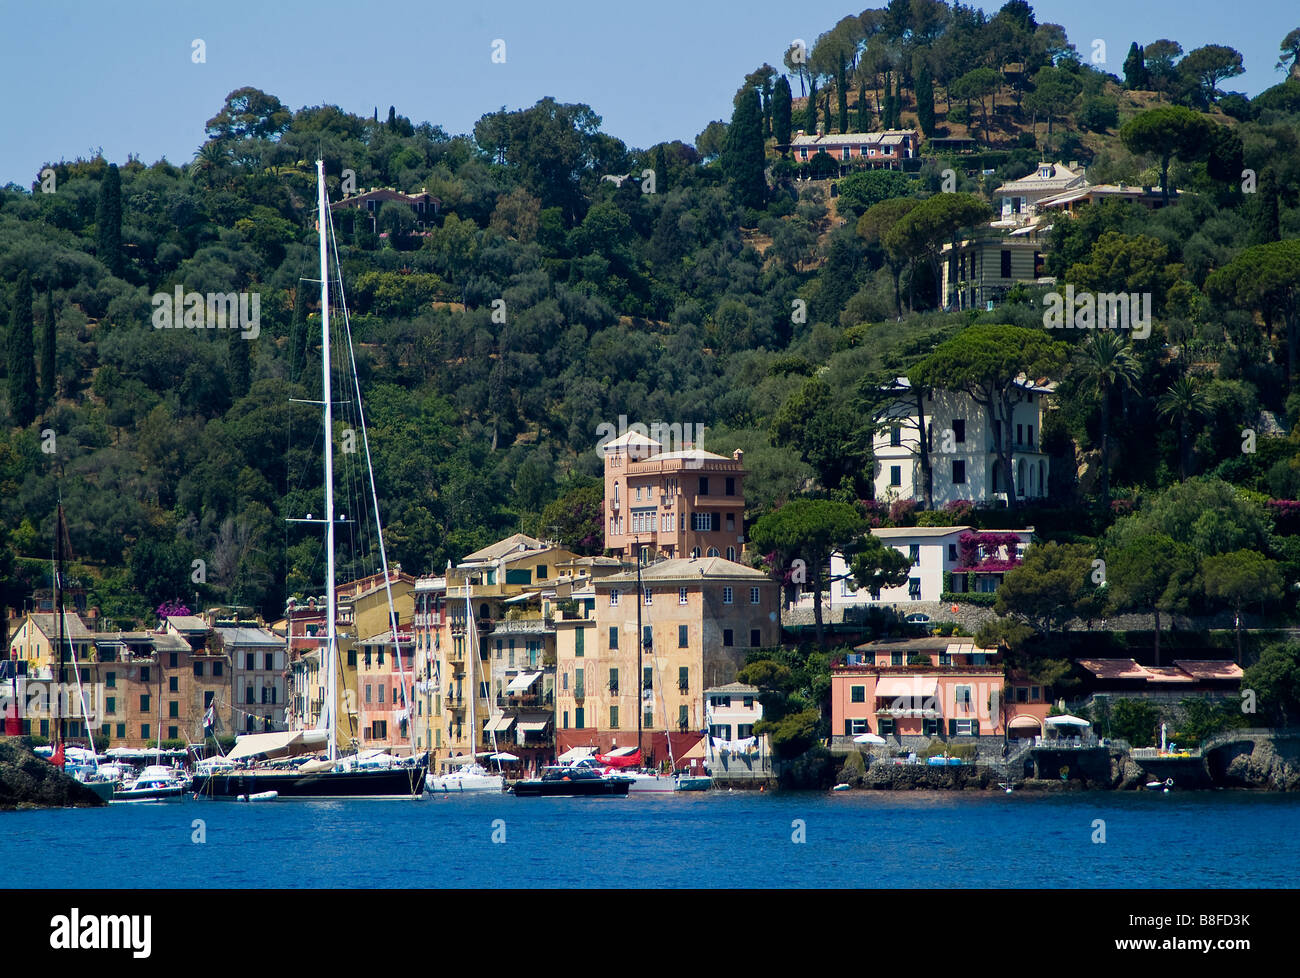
1 0 1295 185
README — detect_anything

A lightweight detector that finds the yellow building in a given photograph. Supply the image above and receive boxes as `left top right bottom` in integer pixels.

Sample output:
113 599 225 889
555 556 779 768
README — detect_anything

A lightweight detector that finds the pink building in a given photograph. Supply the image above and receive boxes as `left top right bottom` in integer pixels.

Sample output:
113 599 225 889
831 639 1052 746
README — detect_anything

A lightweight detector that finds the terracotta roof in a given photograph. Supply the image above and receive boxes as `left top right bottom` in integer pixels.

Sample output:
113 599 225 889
596 556 771 586
460 533 546 564
1172 660 1244 681
1076 658 1149 680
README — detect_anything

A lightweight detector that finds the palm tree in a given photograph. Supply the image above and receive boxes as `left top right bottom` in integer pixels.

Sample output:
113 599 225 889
1156 375 1208 480
1071 332 1140 502
191 140 230 188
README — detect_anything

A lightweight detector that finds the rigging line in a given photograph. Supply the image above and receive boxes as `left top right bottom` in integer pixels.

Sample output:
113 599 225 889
328 199 418 757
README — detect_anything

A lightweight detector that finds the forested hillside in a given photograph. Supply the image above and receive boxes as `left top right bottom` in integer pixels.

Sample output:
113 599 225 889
2 1 1300 631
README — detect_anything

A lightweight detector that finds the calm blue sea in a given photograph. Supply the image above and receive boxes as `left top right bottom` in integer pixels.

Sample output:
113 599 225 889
4 791 1297 888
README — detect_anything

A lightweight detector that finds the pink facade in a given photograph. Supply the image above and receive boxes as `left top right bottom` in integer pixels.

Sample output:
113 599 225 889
833 642 1052 739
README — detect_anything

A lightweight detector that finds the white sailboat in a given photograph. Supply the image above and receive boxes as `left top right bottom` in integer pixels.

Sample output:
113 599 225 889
192 160 426 799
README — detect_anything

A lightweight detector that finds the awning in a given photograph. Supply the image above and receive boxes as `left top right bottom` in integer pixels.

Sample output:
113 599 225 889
876 678 938 700
506 672 542 693
486 714 516 734
227 729 328 761
517 720 550 733
556 746 596 764
1008 716 1042 730
1045 714 1090 727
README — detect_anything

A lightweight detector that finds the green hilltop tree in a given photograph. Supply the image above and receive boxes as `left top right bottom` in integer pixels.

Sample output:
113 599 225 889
857 196 920 316
1202 550 1285 664
724 86 766 211
1123 42 1149 89
95 163 124 278
884 192 991 310
1278 28 1300 78
1120 106 1212 206
7 271 36 427
911 324 1066 514
1179 44 1244 104
805 77 819 135
749 499 866 648
1242 641 1300 727
1069 330 1140 503
848 534 912 598
229 332 250 400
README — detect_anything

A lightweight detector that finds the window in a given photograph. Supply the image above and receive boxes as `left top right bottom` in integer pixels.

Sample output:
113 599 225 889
373 720 387 739
246 653 256 670
116 723 125 739
213 661 222 677
105 671 116 689
723 629 734 647
908 578 921 599
193 662 203 677
563 711 569 729
105 696 115 715
169 676 179 692
750 587 760 604
851 685 865 703
141 667 150 683
642 625 653 649
575 708 584 729
948 543 958 561
726 546 736 561
890 465 902 487
537 564 548 580
952 460 966 484
890 426 902 447
923 717 939 736
347 650 357 667
575 669 584 698
168 652 178 668
204 691 214 708
909 544 920 566
750 629 761 647
609 668 619 693
609 626 619 650
169 701 179 718
265 653 275 670
1000 249 1012 279
141 724 150 740
575 629 584 657
723 587 733 604
725 514 735 532
643 588 653 606
366 685 372 704
891 651 904 666
847 718 870 735
1016 423 1023 445
952 718 978 736
707 547 719 557
955 686 972 709
379 686 386 704
743 697 754 710
678 666 689 692
699 477 709 495
1031 686 1041 701
953 419 965 443
610 706 620 729
679 705 689 730
644 709 654 728
610 589 620 607
643 667 653 691
725 477 735 496
140 694 150 711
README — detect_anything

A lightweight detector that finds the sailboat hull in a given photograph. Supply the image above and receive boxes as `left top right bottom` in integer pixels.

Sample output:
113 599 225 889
192 760 427 800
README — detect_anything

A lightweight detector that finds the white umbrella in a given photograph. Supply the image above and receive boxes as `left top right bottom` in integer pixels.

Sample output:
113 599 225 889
853 733 886 744
1044 715 1090 727
489 752 520 762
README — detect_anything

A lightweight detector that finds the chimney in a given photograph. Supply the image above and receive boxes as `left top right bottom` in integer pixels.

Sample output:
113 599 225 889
732 449 744 464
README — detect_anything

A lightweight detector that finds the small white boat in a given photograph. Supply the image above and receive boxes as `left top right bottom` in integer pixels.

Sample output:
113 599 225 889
620 770 676 793
112 765 189 803
237 791 279 802
832 783 852 792
1144 778 1174 792
427 762 504 793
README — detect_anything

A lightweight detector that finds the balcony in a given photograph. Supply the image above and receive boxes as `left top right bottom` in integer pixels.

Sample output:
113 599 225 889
495 691 554 710
493 617 552 635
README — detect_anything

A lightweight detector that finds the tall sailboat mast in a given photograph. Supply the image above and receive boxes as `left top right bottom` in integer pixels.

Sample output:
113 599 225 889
318 159 338 764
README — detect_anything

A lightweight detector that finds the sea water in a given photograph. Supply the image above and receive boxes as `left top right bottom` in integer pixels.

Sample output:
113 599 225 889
3 791 1296 888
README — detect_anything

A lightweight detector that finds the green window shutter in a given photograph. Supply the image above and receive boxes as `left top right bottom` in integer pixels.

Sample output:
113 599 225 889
971 720 979 737
949 719 957 736
575 628 584 656
678 625 688 648
845 720 852 736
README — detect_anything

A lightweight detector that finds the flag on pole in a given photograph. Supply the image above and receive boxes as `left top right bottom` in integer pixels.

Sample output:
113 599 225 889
203 704 215 731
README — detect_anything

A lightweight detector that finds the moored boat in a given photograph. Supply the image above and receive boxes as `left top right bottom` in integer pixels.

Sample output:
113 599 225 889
112 765 188 803
510 765 630 797
674 774 712 792
427 761 504 793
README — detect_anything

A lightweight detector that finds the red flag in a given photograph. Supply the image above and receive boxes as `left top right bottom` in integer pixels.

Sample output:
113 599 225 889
49 744 65 770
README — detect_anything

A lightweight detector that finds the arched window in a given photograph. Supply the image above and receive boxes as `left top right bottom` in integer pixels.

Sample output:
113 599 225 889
691 547 701 558
707 547 719 557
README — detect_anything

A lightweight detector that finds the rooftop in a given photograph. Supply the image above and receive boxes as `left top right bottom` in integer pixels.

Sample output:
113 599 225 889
596 556 771 587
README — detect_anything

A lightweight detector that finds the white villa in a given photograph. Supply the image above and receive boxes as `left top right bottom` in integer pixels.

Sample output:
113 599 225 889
872 378 1054 507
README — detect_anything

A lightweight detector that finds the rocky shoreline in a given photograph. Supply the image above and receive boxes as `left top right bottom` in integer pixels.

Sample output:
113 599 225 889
0 740 109 810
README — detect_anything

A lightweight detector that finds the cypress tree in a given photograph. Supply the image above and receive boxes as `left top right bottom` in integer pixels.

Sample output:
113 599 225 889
387 105 397 130
837 61 849 133
916 64 936 137
1123 43 1148 89
805 77 819 134
95 163 124 278
40 289 56 411
229 330 250 400
725 87 767 210
652 143 669 193
1252 168 1281 245
856 80 871 131
8 271 36 427
772 75 793 147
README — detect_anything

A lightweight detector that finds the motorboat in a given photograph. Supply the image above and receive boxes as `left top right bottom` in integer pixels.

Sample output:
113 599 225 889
674 774 712 792
510 765 630 797
112 765 189 803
